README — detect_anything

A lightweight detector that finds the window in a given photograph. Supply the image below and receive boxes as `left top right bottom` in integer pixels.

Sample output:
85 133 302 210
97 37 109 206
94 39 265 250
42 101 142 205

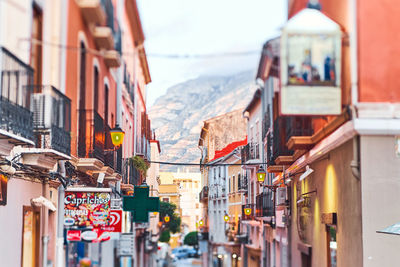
287 34 336 86
162 198 169 203
31 5 43 86
93 67 99 112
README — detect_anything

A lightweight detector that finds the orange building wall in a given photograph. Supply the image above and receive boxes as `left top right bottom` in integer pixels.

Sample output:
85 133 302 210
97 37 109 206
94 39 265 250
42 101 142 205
65 1 117 156
358 0 400 102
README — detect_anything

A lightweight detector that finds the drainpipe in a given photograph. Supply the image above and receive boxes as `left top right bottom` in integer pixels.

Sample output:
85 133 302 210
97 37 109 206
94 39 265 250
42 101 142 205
42 182 50 267
349 0 360 180
56 160 66 267
116 0 123 127
59 0 68 94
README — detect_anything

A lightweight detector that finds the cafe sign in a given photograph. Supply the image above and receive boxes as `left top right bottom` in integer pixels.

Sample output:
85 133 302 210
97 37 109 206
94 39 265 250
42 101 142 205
64 188 111 227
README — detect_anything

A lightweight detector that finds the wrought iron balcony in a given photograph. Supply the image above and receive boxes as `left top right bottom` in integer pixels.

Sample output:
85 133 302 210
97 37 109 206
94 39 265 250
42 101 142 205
267 117 313 165
121 158 141 186
0 47 34 141
77 109 123 171
256 191 274 218
241 142 260 163
78 109 105 161
199 186 209 202
238 175 248 192
262 106 271 139
32 85 71 155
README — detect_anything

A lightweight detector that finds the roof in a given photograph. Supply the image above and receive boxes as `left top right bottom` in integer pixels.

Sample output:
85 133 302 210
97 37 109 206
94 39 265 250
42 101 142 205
209 137 247 162
150 139 161 153
256 37 280 80
243 89 261 114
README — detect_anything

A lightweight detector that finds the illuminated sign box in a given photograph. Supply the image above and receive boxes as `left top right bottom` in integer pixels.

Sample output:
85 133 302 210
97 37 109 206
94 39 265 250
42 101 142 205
64 187 111 227
280 8 342 115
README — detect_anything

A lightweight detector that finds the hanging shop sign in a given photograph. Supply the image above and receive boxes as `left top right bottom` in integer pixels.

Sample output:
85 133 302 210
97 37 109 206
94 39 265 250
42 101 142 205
0 174 8 206
101 209 122 232
64 188 111 227
67 229 111 243
280 8 342 115
67 230 82 241
118 233 135 256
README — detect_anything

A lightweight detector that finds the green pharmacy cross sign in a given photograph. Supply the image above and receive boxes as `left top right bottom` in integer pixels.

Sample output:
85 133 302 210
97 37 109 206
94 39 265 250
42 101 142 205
122 185 160 223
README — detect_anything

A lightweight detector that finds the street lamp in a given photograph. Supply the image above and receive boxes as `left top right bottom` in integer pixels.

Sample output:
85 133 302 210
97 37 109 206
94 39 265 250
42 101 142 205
110 124 125 147
256 165 266 183
199 219 204 227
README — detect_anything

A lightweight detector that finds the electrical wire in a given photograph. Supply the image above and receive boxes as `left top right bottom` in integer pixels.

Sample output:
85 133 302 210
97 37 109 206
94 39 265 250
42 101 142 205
22 38 261 59
148 160 266 167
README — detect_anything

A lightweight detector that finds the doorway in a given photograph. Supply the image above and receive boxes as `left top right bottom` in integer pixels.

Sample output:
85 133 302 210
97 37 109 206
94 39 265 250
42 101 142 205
21 206 40 267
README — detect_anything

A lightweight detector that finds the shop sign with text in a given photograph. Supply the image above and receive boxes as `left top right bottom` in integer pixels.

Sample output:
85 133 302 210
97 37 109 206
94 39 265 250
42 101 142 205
64 188 111 227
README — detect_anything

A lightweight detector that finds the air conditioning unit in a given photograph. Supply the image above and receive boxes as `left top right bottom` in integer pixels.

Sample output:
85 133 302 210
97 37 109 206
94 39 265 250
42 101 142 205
276 187 287 206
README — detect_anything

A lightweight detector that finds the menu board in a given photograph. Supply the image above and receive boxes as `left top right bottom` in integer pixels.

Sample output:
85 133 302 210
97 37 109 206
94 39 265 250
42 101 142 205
64 188 111 227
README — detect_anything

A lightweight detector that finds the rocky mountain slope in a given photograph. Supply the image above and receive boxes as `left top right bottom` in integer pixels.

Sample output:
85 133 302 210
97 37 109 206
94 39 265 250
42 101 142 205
148 70 256 171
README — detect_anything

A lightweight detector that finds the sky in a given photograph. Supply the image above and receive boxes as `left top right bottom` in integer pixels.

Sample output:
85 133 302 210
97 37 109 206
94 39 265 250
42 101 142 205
137 0 288 107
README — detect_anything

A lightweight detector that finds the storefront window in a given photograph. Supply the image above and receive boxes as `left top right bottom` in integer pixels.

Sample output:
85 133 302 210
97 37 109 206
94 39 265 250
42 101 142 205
287 34 336 86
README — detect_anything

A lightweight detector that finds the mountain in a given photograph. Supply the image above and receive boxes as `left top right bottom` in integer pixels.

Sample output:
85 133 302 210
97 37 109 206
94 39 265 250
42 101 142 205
148 70 257 171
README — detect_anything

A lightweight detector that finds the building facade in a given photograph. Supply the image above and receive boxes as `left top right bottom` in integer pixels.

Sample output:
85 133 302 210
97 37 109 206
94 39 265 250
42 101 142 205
252 1 400 267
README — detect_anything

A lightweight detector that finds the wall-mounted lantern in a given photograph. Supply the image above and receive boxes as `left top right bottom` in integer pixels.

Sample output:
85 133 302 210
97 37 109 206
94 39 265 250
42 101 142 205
223 214 230 222
110 124 125 147
256 166 266 183
164 215 170 223
244 207 252 216
280 5 342 115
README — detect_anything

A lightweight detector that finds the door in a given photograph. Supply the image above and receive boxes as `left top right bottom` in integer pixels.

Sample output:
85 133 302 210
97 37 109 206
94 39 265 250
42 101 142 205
21 206 40 267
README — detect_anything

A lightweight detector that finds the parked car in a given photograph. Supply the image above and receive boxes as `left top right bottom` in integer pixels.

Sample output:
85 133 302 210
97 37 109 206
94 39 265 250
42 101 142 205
171 247 190 260
186 248 200 258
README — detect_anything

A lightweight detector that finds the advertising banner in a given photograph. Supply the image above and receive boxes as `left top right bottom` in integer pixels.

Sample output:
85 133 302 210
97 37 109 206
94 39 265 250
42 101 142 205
64 188 111 227
101 209 122 232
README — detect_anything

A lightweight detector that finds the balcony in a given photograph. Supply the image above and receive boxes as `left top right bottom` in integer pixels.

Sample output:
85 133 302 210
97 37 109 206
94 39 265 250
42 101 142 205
0 47 35 151
262 106 271 139
199 186 209 203
241 204 255 221
267 117 313 172
238 175 248 193
76 0 106 25
241 142 260 163
255 191 274 218
104 50 121 68
32 85 71 156
93 27 114 50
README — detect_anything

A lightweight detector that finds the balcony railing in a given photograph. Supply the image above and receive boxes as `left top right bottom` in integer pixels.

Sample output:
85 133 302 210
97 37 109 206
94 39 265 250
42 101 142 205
0 47 34 141
122 158 141 185
241 204 255 221
262 106 271 139
77 109 123 171
199 186 209 202
77 109 105 161
100 0 121 53
238 175 248 192
256 191 274 218
268 117 313 165
32 85 71 155
241 142 260 163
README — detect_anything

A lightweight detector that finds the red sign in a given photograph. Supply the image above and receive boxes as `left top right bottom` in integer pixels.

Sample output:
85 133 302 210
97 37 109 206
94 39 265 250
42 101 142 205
101 209 122 232
67 230 81 241
64 189 111 227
